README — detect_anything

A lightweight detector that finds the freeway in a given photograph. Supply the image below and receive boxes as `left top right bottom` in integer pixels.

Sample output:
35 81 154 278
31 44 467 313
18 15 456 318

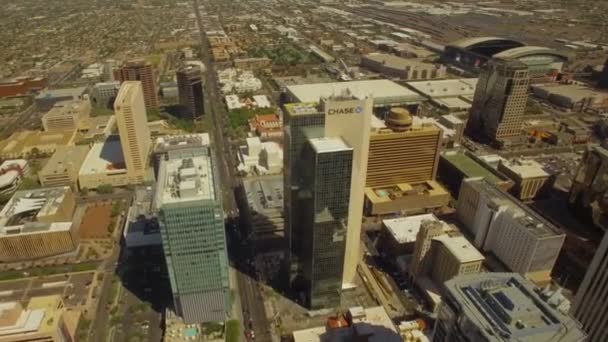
193 1 272 341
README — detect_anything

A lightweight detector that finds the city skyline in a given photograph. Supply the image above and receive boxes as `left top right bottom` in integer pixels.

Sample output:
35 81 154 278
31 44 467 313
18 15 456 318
0 0 606 341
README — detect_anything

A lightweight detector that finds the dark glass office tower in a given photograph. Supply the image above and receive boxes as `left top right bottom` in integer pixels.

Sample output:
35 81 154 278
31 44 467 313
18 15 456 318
283 103 325 283
177 65 204 120
298 137 353 309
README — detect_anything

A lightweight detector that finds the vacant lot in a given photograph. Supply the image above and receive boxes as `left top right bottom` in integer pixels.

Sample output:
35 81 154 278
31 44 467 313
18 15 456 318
79 203 112 239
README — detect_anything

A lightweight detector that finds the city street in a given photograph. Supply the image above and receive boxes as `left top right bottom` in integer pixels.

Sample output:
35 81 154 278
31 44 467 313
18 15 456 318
193 0 271 340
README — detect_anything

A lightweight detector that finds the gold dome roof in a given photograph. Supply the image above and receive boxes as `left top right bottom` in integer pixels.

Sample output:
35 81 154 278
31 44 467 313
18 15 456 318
386 107 412 131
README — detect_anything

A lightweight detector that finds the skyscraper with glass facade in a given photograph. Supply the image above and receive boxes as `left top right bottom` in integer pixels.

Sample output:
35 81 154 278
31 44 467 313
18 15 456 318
155 148 229 323
299 137 353 309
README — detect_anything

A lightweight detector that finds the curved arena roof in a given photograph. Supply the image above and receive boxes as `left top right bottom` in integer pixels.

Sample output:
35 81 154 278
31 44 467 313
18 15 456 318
493 46 570 61
450 37 524 49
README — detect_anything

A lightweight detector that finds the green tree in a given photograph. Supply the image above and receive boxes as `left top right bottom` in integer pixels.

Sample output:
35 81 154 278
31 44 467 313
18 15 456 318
19 177 40 190
96 184 114 194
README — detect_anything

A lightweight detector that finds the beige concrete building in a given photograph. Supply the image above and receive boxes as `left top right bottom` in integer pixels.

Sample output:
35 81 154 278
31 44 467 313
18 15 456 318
78 139 128 189
364 180 449 216
0 130 76 159
497 158 550 201
430 234 484 285
367 108 442 188
41 99 90 132
457 178 564 284
409 220 445 278
114 81 151 184
39 145 90 188
466 59 530 146
0 187 77 262
361 53 447 80
0 295 80 342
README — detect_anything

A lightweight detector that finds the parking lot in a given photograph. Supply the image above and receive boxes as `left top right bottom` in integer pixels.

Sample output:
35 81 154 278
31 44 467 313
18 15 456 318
244 176 283 213
532 152 582 190
243 176 285 238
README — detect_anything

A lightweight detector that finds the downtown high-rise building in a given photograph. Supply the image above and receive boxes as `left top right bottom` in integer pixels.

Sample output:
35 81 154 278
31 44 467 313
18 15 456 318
298 136 353 309
114 59 160 108
434 273 586 342
466 58 530 146
598 57 608 89
283 94 372 307
155 148 229 323
177 65 204 120
569 145 608 228
114 81 151 184
572 231 608 341
367 107 442 187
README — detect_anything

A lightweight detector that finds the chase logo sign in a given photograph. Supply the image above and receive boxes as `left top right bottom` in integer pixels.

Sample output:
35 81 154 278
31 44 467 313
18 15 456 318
327 106 364 115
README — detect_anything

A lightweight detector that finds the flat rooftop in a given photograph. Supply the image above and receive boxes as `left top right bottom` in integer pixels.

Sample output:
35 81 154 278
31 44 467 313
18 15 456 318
35 87 87 100
40 145 90 176
382 213 449 244
283 102 322 116
286 79 423 106
363 53 439 69
79 138 126 176
499 159 549 179
466 179 562 239
442 151 502 184
153 133 210 154
124 187 161 248
156 155 217 205
0 187 73 236
309 137 352 154
0 130 75 156
445 273 586 341
433 234 484 263
407 78 478 99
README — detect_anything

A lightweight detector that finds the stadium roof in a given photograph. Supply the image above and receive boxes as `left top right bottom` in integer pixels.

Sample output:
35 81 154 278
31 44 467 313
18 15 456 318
493 46 570 61
450 37 524 49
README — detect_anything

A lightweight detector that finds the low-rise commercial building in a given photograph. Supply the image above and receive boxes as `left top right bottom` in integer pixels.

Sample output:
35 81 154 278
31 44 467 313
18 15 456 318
90 81 120 109
0 160 27 196
78 138 128 189
438 150 513 197
407 78 478 112
123 187 161 248
361 53 447 80
35 87 87 112
39 145 90 188
497 158 550 200
285 79 424 107
364 181 449 216
457 178 564 284
378 213 450 257
292 306 402 342
434 273 587 342
42 99 91 132
0 295 80 342
233 57 272 70
0 76 47 97
0 130 76 159
248 114 282 139
237 137 283 175
430 234 484 285
0 187 77 262
532 83 608 111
